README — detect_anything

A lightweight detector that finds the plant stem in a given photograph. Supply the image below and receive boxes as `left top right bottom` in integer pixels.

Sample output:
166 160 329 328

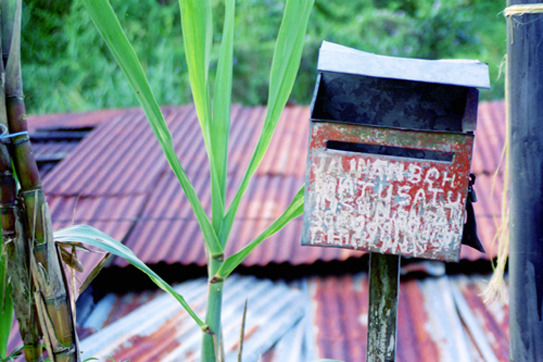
0 18 42 362
6 93 80 362
202 257 224 361
1 1 80 360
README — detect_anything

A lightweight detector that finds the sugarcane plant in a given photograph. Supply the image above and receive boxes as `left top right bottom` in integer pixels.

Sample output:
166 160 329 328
57 0 313 359
0 0 80 361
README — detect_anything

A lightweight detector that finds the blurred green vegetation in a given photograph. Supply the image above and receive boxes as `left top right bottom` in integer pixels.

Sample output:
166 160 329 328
22 0 506 114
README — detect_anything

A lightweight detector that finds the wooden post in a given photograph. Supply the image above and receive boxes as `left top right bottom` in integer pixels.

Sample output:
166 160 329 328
366 253 400 362
506 1 543 360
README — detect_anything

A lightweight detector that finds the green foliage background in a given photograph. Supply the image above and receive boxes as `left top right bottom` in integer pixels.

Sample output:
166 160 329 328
22 0 506 114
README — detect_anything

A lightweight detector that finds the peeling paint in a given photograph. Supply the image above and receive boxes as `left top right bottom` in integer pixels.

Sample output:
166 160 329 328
303 122 473 262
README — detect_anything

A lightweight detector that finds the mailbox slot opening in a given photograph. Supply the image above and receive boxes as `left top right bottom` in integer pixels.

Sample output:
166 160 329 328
326 140 454 162
312 72 473 133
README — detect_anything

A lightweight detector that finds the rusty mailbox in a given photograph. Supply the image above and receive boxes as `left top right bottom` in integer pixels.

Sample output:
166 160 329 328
302 42 490 262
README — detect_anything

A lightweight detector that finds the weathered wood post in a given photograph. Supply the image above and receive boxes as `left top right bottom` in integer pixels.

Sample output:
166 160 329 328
505 2 543 360
301 41 489 360
366 253 400 361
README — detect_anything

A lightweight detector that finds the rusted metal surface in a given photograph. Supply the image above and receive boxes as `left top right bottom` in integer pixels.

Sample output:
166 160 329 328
19 102 505 272
26 108 131 132
471 100 506 175
49 272 508 362
302 121 474 261
5 102 509 359
79 275 305 361
311 273 509 362
312 71 477 133
302 43 490 262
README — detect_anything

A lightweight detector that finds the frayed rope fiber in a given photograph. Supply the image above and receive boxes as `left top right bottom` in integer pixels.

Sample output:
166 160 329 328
504 4 543 17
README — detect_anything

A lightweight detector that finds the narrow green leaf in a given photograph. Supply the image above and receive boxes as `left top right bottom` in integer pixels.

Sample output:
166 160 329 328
211 0 235 236
81 0 222 255
0 250 14 359
178 0 226 242
54 225 206 329
220 0 314 243
216 186 304 279
178 0 212 139
237 299 247 362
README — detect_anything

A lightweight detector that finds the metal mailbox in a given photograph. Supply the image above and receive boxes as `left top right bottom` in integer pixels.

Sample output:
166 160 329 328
302 42 490 262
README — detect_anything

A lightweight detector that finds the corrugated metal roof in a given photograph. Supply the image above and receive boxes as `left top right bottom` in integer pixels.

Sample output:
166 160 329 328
74 272 508 362
310 272 508 362
24 101 506 272
6 102 509 360
472 100 506 176
80 275 306 361
27 108 130 132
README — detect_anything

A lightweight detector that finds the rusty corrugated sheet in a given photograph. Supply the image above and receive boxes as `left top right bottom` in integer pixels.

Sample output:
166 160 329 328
72 272 508 362
6 102 508 360
80 275 305 361
310 273 508 362
24 102 505 270
27 108 131 132
472 100 506 176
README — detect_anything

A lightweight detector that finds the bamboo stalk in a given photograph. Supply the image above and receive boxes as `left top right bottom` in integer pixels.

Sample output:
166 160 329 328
0 15 43 362
1 1 80 360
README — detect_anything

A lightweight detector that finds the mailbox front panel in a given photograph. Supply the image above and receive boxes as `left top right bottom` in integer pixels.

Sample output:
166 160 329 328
302 122 474 262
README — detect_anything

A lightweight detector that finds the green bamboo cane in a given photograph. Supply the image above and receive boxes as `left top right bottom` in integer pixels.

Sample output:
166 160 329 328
0 127 42 361
0 9 42 361
2 1 79 360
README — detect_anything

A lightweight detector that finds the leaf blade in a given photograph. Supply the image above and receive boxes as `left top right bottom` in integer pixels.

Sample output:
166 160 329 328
54 225 206 329
0 250 13 359
220 0 314 243
81 0 222 255
216 186 304 279
178 0 226 242
211 0 235 236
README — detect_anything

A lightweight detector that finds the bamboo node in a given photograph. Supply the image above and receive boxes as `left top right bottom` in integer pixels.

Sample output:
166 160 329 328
504 4 543 17
21 188 43 198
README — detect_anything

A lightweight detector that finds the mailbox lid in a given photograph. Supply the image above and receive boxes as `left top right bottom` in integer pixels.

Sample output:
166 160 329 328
317 41 490 89
310 42 489 133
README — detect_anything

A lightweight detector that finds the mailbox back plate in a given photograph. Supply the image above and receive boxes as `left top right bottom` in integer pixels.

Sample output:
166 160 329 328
302 122 473 262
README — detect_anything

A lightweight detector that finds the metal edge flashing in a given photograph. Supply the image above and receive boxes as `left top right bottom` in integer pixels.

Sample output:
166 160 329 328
317 41 491 89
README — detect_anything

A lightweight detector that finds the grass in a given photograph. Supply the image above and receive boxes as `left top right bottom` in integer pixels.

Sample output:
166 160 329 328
22 0 506 115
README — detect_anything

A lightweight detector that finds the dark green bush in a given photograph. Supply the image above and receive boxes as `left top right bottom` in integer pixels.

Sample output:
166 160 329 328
21 0 505 114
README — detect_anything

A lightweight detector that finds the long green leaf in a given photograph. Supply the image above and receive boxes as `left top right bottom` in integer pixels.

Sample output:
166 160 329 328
220 0 314 243
178 0 212 141
81 0 222 256
178 0 226 243
54 225 207 330
215 186 304 280
0 250 13 359
211 0 235 237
